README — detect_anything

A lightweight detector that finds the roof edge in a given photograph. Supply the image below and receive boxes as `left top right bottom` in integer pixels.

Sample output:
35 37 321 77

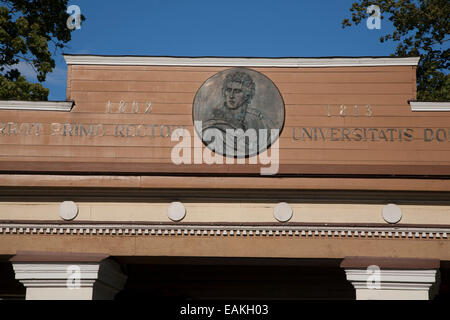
410 101 450 111
63 54 421 67
0 100 74 112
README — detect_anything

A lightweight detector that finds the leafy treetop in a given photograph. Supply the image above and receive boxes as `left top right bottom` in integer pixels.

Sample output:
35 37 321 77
342 0 449 101
0 0 84 100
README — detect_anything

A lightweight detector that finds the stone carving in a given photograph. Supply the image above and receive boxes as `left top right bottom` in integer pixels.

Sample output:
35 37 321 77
193 67 285 157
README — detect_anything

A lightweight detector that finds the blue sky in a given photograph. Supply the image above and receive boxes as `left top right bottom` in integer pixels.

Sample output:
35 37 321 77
44 0 399 100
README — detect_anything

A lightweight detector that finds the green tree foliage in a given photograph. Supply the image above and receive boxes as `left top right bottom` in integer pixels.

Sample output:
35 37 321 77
0 0 84 100
342 0 449 101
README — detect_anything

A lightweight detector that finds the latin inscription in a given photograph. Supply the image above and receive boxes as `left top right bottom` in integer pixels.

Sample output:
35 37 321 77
0 122 42 136
292 127 450 142
0 122 185 138
0 104 449 143
2 122 448 143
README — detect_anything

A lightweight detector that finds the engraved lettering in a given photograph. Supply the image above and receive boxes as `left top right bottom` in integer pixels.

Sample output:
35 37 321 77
7 122 17 135
378 129 388 141
367 128 378 141
404 128 414 142
330 128 339 141
114 124 126 137
119 100 126 113
339 105 347 117
33 123 42 136
126 124 136 137
95 124 105 137
386 128 396 141
436 128 447 142
291 127 418 143
136 125 146 137
362 128 368 141
160 125 171 138
397 128 403 142
292 128 300 140
424 128 433 142
79 124 90 137
63 123 73 136
342 128 351 141
318 128 329 141
352 128 362 141
19 123 31 135
132 101 139 113
150 124 157 137
302 128 313 141
145 101 152 114
51 123 61 135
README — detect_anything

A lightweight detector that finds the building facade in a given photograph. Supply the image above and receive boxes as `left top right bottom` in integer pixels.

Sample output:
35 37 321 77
0 55 449 300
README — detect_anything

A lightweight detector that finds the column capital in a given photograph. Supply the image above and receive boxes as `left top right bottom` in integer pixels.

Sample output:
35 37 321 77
341 256 441 300
10 251 127 300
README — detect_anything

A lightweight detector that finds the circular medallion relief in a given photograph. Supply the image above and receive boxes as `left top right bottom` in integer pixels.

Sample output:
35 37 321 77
273 202 293 222
382 203 402 224
59 201 79 221
167 202 186 222
193 67 285 158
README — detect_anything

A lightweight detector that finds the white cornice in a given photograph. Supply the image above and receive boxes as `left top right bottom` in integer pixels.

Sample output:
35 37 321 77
63 55 421 68
410 101 450 111
0 101 74 112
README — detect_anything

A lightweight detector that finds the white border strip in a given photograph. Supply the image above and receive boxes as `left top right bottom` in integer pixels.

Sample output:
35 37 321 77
0 101 74 112
410 102 450 112
63 55 420 68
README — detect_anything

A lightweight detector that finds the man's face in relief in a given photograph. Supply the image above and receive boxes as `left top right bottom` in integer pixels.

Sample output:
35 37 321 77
224 81 246 110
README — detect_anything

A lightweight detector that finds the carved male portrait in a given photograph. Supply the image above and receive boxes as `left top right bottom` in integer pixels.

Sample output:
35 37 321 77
193 67 285 157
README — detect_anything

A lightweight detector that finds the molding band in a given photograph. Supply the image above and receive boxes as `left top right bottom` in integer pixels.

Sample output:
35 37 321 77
0 223 448 240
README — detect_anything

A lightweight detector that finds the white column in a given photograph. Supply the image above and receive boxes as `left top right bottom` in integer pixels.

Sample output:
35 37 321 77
11 258 127 300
